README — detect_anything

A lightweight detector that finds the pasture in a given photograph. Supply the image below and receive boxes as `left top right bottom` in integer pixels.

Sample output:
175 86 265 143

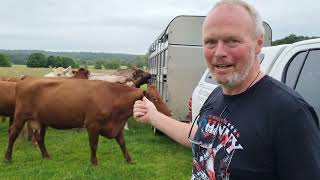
0 65 192 179
0 65 117 77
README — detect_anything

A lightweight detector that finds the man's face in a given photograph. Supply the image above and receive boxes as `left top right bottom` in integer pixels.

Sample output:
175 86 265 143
202 5 262 88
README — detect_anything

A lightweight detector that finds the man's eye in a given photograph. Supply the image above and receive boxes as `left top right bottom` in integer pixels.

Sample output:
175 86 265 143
226 39 239 47
204 40 217 48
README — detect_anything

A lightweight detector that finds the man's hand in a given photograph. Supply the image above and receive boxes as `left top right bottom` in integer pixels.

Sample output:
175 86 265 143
133 97 158 125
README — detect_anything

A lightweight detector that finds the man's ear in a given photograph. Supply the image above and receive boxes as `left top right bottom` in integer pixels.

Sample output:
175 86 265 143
255 34 264 54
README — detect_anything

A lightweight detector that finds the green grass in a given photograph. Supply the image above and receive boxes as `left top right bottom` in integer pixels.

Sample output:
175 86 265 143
0 65 192 179
0 119 192 179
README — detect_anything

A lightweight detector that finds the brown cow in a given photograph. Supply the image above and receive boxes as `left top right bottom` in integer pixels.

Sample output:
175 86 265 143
72 67 90 79
113 67 152 130
0 77 13 123
0 76 36 141
4 77 171 165
112 67 151 87
0 81 16 127
29 68 92 145
0 75 25 124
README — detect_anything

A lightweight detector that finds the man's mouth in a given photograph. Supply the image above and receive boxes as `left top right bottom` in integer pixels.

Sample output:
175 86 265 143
215 64 232 69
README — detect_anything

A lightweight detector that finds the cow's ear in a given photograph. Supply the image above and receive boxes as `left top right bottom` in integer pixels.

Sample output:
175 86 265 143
65 66 71 72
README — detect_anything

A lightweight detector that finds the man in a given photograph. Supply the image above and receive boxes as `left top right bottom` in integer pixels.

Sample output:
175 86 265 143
133 0 320 179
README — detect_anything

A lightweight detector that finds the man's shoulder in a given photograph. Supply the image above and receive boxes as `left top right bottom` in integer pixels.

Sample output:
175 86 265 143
206 86 223 102
259 75 311 111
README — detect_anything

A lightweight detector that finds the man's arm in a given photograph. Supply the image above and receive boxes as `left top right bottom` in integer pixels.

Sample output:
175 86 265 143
133 97 197 148
275 105 320 179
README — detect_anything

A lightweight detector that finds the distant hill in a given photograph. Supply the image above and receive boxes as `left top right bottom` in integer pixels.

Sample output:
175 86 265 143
0 49 140 65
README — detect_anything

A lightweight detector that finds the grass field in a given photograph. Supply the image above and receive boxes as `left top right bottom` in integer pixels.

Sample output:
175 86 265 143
0 65 116 77
0 65 192 179
0 119 192 179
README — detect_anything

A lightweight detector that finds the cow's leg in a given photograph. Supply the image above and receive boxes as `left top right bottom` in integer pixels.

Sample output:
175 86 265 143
34 125 50 159
87 126 100 165
115 131 133 163
4 115 26 162
9 115 14 127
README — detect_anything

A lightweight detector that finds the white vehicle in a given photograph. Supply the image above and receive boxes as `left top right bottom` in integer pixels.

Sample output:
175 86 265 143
191 38 320 125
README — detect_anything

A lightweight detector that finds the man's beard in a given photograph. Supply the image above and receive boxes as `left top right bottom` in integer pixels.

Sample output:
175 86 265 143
211 59 254 88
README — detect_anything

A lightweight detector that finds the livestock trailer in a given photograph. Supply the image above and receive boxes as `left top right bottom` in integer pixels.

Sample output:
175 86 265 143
147 15 272 125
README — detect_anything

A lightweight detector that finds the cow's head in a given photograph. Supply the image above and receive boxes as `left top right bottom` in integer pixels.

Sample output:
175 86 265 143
44 66 73 77
144 84 172 116
132 68 151 87
72 68 90 79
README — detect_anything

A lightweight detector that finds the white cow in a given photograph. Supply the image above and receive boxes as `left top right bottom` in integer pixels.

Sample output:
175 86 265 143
89 73 134 87
44 66 73 77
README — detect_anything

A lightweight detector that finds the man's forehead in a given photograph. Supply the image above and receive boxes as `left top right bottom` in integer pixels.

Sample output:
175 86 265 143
203 5 254 34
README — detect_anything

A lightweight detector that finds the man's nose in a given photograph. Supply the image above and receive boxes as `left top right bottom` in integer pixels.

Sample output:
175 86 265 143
214 41 227 58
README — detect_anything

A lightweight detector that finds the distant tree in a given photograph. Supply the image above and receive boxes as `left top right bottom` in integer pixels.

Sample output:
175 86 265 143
79 60 88 68
74 60 80 68
49 56 76 68
46 55 57 67
133 55 147 68
127 63 133 68
60 57 76 68
0 53 12 67
272 34 319 45
104 59 121 69
26 53 46 67
123 61 133 68
54 56 64 67
94 61 104 69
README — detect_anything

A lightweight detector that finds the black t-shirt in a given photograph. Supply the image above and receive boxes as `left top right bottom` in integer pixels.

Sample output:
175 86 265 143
191 75 320 180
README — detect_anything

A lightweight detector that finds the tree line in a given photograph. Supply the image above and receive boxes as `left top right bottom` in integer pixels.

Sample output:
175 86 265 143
0 50 139 65
1 34 319 67
26 53 77 68
94 55 147 69
272 34 319 46
0 52 147 69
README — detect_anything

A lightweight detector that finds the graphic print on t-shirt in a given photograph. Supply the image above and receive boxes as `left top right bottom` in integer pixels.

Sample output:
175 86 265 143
191 113 243 180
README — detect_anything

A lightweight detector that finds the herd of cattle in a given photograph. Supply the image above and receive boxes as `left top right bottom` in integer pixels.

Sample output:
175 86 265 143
0 67 172 165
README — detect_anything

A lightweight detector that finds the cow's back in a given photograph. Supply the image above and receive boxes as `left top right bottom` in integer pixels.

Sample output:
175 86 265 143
15 77 144 129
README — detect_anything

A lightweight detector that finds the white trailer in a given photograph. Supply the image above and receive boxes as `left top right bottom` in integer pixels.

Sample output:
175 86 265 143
147 15 272 125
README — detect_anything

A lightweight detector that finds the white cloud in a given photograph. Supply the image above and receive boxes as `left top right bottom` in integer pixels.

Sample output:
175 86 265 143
0 0 319 54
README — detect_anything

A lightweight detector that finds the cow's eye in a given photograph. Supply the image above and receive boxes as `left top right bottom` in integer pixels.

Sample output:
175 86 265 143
153 98 158 102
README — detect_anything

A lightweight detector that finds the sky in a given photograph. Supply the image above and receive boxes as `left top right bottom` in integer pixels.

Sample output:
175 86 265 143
0 0 319 55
